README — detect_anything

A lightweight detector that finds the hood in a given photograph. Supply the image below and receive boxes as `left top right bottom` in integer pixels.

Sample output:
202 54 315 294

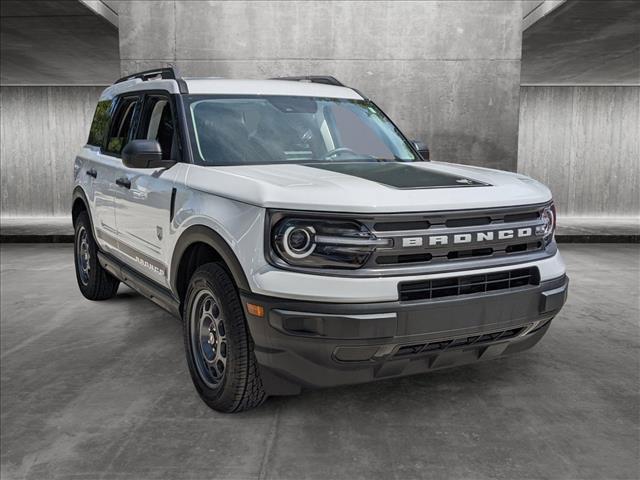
184 161 552 213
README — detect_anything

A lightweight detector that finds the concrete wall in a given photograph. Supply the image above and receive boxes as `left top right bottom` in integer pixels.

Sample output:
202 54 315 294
0 0 119 85
0 86 104 217
518 86 640 217
4 85 634 220
118 0 523 171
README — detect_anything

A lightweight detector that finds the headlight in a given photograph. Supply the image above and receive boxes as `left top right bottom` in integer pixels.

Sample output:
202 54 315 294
281 225 316 259
270 215 391 269
538 203 556 244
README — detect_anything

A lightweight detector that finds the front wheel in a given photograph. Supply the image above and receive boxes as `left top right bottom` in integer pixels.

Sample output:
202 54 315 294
183 263 266 413
74 211 119 300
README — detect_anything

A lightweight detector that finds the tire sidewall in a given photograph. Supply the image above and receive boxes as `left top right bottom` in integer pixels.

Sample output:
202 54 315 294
74 212 98 296
183 266 245 409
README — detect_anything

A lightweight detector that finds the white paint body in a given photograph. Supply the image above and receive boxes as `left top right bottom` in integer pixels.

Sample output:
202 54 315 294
75 77 565 303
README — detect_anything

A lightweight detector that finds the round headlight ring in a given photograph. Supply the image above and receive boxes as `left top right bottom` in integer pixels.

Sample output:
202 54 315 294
541 206 555 238
282 225 316 259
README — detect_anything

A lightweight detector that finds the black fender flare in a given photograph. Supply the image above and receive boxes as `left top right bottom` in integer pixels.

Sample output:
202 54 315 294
71 186 94 234
170 225 251 294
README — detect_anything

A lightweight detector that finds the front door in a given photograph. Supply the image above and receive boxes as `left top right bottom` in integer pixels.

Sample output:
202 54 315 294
113 93 181 287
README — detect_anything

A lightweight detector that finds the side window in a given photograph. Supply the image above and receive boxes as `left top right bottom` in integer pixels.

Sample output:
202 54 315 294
104 96 139 156
87 99 113 147
138 95 176 160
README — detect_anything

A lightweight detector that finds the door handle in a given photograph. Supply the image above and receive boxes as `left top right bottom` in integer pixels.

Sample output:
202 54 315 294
116 177 131 189
86 168 97 178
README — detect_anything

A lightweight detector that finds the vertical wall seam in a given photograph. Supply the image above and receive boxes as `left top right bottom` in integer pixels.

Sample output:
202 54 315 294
46 86 56 216
173 0 177 64
567 86 576 216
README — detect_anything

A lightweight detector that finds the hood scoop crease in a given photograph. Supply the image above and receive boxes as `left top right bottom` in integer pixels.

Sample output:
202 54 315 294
305 162 490 189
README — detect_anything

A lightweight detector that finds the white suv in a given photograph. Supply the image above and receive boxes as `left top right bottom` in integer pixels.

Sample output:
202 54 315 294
72 68 568 412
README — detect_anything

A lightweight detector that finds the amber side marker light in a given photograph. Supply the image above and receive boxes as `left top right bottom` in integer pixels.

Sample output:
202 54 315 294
246 303 265 318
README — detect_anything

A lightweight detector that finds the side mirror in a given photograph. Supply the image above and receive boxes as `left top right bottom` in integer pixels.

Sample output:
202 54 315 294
411 140 430 161
122 140 175 169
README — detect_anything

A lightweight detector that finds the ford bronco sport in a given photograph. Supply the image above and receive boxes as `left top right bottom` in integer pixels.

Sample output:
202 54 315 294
72 68 568 413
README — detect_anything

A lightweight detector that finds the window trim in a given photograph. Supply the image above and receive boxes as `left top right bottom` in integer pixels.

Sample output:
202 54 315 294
100 93 143 159
135 90 182 162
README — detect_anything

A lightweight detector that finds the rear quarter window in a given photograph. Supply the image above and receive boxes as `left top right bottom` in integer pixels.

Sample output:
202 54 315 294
87 100 113 147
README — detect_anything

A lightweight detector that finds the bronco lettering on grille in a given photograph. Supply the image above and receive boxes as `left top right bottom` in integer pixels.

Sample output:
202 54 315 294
403 227 539 248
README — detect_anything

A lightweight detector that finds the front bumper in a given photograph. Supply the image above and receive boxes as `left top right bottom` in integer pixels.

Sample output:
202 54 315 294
242 274 569 395
249 251 566 303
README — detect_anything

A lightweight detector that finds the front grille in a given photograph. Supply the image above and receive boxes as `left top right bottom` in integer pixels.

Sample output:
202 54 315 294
393 326 528 358
398 267 539 302
367 204 550 269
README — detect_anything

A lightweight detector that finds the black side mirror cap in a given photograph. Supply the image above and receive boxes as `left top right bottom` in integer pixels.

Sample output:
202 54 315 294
122 140 176 169
411 140 430 161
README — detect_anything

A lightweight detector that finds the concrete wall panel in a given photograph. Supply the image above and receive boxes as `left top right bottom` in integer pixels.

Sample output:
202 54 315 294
0 86 104 217
119 0 523 171
122 57 521 170
1 2 119 85
169 1 522 61
518 86 640 217
118 0 175 61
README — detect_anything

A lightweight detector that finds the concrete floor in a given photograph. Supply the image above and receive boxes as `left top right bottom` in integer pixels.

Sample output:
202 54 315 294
1 244 638 480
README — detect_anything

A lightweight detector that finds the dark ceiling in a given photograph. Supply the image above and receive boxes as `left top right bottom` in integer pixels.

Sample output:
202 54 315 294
0 0 119 84
522 0 640 84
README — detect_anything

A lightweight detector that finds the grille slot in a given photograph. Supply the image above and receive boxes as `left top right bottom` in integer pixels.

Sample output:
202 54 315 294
504 211 539 223
399 267 539 302
447 247 494 260
505 242 541 253
376 253 433 265
445 216 491 228
374 220 430 232
393 327 527 358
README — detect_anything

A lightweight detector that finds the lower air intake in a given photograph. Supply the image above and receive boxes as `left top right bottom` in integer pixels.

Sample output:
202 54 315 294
398 267 539 302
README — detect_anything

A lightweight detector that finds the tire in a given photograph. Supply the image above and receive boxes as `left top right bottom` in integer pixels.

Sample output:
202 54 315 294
183 263 266 413
74 211 120 300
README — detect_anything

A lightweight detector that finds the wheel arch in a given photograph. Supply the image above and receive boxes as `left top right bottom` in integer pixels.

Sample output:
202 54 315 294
171 225 251 307
72 187 92 231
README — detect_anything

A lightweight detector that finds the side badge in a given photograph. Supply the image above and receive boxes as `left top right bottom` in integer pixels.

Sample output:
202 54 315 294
156 226 163 241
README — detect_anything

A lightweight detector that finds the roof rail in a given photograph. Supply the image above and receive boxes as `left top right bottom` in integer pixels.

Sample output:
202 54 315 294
271 75 345 87
270 75 368 99
113 66 188 93
114 66 181 84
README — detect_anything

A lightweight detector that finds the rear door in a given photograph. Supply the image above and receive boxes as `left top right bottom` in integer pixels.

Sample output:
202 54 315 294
89 95 141 253
112 92 181 286
81 98 113 244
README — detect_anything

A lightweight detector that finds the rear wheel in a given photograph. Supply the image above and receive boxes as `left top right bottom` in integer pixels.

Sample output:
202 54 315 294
74 211 119 300
183 263 266 413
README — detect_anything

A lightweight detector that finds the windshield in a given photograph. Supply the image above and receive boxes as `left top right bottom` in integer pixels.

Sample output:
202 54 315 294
185 95 417 166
